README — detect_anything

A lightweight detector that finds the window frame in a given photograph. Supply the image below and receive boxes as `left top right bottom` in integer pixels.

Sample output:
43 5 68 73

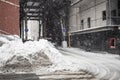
102 10 106 21
87 17 91 28
110 38 116 49
81 20 84 29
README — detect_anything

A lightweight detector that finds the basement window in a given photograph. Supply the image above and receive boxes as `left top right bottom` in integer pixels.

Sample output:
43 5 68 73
110 38 116 48
102 10 106 20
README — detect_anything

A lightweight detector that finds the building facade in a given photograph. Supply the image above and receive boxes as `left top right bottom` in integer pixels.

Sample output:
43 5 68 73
69 0 120 54
0 0 20 35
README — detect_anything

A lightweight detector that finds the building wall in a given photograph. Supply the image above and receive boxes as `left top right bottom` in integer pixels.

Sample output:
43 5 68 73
0 0 20 35
69 0 120 54
110 0 120 25
69 7 80 32
70 30 120 54
69 0 107 32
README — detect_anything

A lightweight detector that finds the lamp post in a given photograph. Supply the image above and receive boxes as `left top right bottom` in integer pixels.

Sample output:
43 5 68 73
60 18 67 48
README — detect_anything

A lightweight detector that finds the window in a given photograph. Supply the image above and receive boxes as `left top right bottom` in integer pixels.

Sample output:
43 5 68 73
111 10 117 16
102 10 106 20
118 0 120 16
81 20 84 29
87 17 91 28
118 0 120 9
118 10 120 16
110 38 116 48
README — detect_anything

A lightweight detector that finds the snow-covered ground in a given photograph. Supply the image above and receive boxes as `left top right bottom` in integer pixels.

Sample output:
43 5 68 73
59 48 120 80
0 35 120 80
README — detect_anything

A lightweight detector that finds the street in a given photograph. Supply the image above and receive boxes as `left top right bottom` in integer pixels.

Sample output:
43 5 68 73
0 71 97 80
58 48 120 80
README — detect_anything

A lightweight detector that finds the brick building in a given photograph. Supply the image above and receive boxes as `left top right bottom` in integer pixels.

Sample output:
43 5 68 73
0 0 20 35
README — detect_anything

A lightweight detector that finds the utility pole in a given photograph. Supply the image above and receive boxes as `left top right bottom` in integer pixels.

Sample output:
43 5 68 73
60 18 66 41
40 20 43 38
60 18 67 48
25 16 28 41
68 31 71 47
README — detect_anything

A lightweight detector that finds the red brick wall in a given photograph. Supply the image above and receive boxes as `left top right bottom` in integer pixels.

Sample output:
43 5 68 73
0 0 20 35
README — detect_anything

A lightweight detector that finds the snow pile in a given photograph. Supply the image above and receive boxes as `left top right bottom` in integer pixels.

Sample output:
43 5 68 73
0 35 19 46
0 35 73 73
0 35 64 73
